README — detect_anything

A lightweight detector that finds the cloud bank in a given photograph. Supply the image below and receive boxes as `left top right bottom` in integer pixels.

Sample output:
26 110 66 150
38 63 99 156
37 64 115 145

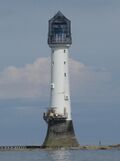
0 57 114 101
0 58 50 99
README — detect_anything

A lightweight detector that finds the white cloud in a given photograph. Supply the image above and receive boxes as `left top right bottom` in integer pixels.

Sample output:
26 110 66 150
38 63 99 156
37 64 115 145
0 57 50 99
0 57 113 101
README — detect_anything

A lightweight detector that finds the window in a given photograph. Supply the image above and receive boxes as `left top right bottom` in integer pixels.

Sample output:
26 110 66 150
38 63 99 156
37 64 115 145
64 73 66 77
64 61 66 64
52 61 54 65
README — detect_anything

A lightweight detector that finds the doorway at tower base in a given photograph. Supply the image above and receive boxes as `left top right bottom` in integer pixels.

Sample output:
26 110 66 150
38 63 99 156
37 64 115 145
42 120 79 148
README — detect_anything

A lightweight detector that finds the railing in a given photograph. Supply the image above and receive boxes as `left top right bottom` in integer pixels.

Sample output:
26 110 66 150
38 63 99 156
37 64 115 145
0 146 41 151
48 34 72 44
43 111 68 123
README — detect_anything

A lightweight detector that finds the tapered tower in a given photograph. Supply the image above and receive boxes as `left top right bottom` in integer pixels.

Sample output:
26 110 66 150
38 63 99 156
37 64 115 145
42 11 79 148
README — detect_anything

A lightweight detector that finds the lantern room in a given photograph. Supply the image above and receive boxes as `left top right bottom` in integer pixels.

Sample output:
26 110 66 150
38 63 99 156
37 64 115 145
48 11 72 46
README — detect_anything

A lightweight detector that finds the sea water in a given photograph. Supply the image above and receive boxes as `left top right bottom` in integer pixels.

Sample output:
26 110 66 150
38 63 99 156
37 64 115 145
0 150 120 161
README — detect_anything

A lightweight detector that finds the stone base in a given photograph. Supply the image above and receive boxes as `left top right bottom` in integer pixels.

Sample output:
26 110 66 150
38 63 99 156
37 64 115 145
42 120 79 148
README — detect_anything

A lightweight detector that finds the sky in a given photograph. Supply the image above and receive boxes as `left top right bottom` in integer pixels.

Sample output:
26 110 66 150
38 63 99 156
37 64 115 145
0 0 120 145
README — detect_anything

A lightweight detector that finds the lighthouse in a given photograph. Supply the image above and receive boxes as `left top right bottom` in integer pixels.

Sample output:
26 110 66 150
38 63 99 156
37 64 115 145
42 11 79 148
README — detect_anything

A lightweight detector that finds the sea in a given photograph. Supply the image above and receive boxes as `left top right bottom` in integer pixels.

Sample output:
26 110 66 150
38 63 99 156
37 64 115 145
0 149 120 161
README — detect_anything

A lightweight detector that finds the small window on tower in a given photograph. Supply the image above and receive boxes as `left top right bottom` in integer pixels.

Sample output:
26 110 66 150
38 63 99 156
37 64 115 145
64 61 66 64
64 73 66 77
64 50 66 53
52 61 54 65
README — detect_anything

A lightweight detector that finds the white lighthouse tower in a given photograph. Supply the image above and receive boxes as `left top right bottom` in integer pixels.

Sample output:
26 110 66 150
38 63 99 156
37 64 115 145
43 11 79 148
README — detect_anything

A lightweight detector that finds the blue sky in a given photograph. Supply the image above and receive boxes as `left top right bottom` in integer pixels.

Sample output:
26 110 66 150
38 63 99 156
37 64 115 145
0 0 120 145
